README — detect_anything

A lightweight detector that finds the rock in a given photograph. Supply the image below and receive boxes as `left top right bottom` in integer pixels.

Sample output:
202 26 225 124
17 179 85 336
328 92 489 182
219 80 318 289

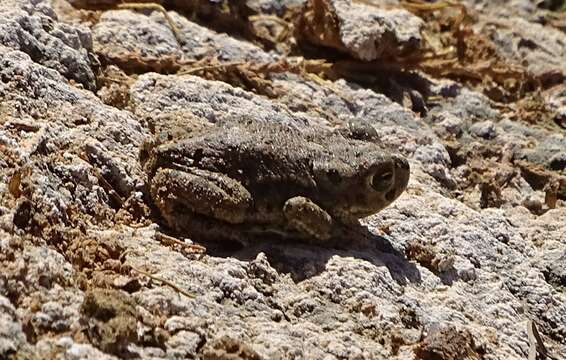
0 43 146 230
480 17 566 80
246 0 307 14
35 337 117 360
414 323 485 359
202 335 262 360
30 289 83 335
470 120 497 139
0 0 96 89
0 0 564 359
538 250 566 291
432 112 464 137
80 289 138 355
92 9 275 72
166 330 202 358
0 296 26 357
299 0 424 60
129 73 320 129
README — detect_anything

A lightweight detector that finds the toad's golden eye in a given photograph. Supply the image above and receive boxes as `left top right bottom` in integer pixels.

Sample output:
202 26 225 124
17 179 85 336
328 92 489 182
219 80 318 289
370 170 393 192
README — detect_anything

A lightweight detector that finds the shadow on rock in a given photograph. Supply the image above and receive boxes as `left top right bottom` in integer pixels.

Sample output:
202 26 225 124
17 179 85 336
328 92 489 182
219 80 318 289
202 226 422 285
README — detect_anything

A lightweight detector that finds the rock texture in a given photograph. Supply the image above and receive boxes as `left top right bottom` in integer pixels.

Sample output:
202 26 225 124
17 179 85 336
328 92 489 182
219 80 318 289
0 0 97 90
0 0 564 359
299 0 424 60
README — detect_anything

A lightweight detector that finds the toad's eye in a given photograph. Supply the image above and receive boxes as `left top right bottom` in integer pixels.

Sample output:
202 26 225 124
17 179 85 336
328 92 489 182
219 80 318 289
370 170 393 192
327 169 342 184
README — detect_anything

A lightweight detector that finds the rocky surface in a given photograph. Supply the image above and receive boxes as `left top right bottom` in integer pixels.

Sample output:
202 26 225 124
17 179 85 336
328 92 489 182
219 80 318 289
299 0 424 61
0 0 565 359
0 0 97 90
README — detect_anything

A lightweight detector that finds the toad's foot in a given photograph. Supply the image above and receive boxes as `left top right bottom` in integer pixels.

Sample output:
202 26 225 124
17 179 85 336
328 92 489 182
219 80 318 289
283 196 333 242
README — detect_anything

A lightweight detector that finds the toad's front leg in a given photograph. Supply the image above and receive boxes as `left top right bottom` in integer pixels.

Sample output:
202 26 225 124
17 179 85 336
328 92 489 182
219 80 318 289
150 167 253 226
283 196 333 242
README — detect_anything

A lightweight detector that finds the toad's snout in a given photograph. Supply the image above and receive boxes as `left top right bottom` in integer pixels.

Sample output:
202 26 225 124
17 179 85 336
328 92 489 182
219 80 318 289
389 155 410 201
368 154 410 204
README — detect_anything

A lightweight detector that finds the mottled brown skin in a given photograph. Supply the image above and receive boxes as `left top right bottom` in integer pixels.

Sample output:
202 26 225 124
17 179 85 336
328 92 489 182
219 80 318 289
143 121 410 244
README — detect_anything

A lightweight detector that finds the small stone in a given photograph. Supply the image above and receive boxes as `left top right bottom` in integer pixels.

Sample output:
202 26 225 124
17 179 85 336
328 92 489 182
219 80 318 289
470 120 497 139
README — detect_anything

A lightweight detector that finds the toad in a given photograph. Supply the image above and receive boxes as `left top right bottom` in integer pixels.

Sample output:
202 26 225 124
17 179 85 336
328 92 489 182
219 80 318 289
142 121 409 244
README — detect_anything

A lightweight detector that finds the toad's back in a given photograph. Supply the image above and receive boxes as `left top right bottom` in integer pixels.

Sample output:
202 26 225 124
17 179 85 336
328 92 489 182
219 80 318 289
151 123 333 191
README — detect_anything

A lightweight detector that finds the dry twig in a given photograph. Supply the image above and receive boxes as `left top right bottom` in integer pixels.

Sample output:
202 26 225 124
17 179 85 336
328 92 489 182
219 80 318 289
129 264 197 299
117 2 184 45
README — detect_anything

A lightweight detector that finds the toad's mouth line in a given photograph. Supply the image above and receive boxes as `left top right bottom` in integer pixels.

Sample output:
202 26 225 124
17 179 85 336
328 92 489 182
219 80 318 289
333 197 402 219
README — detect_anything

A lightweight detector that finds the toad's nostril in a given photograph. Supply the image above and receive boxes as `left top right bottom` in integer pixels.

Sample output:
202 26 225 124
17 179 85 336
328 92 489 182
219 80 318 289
393 156 410 191
395 156 409 170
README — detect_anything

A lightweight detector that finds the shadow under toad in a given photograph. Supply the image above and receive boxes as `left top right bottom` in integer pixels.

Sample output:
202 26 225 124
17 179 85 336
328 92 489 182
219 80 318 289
193 225 422 285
